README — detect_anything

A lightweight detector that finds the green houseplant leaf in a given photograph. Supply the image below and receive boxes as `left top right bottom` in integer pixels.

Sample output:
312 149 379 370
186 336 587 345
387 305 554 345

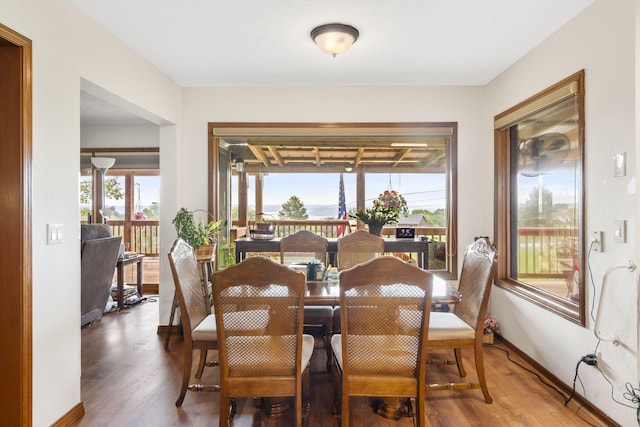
172 207 222 248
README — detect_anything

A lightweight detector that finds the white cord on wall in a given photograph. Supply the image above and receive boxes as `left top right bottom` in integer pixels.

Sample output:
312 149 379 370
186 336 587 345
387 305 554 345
594 260 636 345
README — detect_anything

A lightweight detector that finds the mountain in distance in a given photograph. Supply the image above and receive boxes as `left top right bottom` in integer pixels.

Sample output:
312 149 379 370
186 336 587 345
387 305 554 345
258 204 342 220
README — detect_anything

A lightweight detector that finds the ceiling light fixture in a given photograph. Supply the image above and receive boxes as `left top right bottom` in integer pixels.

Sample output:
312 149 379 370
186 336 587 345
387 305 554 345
311 23 359 57
390 142 429 148
235 157 245 173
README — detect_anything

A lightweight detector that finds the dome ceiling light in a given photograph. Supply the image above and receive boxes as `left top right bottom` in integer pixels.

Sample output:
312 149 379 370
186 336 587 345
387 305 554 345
310 23 359 57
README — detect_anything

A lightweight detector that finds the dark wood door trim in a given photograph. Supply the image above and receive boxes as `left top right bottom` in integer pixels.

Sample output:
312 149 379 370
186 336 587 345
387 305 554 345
0 23 32 426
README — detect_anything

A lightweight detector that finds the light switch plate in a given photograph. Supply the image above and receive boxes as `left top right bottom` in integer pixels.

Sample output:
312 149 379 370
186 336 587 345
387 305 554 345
613 220 626 243
613 152 626 177
47 223 63 245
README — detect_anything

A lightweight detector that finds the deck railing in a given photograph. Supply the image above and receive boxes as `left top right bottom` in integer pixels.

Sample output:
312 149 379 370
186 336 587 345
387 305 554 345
106 220 160 256
97 220 577 276
517 227 578 278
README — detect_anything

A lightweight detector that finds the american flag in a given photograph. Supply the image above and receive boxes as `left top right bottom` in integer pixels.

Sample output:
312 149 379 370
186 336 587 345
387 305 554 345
337 173 347 237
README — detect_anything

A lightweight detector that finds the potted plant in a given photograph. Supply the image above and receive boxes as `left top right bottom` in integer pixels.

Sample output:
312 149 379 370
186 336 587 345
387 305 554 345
483 314 499 344
172 207 223 259
351 190 409 236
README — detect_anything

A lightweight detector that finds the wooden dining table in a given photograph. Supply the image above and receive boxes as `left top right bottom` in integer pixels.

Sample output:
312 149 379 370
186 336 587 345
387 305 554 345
303 274 460 307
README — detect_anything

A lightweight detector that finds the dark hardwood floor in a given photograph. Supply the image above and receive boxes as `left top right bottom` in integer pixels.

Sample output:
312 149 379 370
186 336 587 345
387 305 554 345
73 297 605 426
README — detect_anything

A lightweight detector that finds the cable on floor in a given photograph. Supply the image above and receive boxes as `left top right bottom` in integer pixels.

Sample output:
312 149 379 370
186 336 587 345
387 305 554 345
488 345 566 400
489 345 599 426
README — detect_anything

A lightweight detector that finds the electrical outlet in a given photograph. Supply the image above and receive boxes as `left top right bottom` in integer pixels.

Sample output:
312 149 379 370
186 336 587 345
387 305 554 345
591 231 602 252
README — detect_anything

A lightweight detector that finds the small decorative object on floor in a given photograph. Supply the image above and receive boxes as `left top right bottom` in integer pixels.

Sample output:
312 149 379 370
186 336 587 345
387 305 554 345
352 190 409 236
483 314 499 344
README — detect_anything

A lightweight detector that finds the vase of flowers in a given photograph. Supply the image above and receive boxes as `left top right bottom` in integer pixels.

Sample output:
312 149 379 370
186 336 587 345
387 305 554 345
352 190 408 236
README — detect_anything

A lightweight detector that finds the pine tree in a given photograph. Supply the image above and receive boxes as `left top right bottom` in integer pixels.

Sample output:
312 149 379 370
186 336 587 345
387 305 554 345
279 195 309 219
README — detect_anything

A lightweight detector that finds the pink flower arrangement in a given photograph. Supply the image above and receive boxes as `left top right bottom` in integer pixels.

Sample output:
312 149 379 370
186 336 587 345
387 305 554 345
373 190 409 216
352 190 409 228
134 211 148 220
483 314 499 335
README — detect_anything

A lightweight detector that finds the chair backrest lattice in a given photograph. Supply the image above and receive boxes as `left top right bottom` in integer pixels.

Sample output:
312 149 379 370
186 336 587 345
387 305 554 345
219 283 301 377
212 257 306 380
337 230 385 270
454 238 497 331
339 256 433 380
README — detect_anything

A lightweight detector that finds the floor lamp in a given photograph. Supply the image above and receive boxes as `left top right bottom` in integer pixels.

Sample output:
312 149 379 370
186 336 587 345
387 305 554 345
91 157 115 224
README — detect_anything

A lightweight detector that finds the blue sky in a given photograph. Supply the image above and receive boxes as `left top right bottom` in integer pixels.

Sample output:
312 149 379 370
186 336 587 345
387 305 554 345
85 172 448 218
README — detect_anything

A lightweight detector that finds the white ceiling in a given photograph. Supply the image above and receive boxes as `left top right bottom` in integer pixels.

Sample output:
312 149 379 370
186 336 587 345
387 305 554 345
74 0 594 123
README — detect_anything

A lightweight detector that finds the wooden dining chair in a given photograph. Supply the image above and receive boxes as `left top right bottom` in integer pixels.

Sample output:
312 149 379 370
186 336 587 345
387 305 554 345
280 230 334 371
333 230 385 334
426 237 497 403
331 256 434 427
167 239 219 407
211 256 314 427
336 229 385 271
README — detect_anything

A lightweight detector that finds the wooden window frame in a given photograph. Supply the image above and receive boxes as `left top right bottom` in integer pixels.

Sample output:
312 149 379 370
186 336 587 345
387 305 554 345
494 70 586 325
208 122 459 279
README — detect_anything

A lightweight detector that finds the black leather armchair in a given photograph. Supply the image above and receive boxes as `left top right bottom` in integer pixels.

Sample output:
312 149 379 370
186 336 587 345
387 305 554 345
80 224 122 326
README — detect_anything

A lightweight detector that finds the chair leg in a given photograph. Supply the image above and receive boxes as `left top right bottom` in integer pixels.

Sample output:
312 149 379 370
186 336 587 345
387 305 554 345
175 346 193 407
331 354 340 414
195 348 207 379
230 398 237 420
416 390 426 427
164 294 179 351
453 348 466 377
219 394 231 427
295 383 303 426
474 344 493 403
341 395 349 427
302 366 311 414
325 318 333 372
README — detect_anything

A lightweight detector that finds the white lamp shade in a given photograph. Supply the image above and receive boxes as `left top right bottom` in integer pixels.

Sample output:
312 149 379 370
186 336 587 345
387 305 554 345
311 24 359 57
91 157 116 170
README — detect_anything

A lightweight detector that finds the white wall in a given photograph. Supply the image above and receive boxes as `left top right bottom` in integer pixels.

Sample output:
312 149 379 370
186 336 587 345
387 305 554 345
486 0 637 425
2 0 181 425
81 124 160 149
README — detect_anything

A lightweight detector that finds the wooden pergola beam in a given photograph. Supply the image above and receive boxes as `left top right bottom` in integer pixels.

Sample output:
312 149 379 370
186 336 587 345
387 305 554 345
249 145 270 167
267 146 284 167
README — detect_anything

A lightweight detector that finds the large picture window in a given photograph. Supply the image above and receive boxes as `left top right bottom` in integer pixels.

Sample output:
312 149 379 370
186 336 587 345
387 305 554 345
210 122 458 278
494 70 585 324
